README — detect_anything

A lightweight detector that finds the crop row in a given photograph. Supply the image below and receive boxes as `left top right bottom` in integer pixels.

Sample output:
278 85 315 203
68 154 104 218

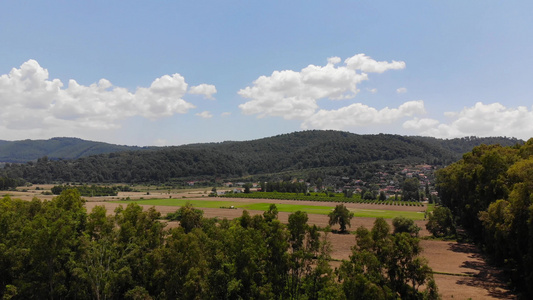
219 192 424 207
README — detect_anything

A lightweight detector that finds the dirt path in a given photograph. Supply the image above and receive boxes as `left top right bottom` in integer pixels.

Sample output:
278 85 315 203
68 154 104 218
421 240 514 299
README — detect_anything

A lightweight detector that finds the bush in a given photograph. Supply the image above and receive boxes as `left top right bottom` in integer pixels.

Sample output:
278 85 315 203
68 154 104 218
392 216 421 237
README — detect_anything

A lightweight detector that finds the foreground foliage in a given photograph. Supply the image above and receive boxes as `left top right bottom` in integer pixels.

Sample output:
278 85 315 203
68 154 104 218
436 139 533 297
339 218 438 299
0 190 438 299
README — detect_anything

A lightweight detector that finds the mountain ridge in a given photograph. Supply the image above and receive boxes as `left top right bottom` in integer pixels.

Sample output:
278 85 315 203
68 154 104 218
0 137 150 163
1 131 524 184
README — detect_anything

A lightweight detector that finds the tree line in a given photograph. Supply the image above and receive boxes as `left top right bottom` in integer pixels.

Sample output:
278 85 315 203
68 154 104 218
0 190 438 299
0 176 22 191
436 138 533 297
51 184 119 196
0 137 146 163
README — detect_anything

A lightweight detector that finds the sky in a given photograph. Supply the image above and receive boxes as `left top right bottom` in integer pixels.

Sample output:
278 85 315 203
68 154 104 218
1 1 533 146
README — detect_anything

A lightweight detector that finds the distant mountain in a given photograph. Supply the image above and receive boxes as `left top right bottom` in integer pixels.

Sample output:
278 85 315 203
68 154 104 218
1 131 524 184
0 137 148 163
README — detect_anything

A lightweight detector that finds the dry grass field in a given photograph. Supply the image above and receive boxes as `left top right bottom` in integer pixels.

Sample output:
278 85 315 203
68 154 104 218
6 187 515 299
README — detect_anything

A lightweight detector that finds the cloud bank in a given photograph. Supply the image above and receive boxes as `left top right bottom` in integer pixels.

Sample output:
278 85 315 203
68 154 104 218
403 102 533 140
0 59 216 138
302 100 425 130
238 53 419 129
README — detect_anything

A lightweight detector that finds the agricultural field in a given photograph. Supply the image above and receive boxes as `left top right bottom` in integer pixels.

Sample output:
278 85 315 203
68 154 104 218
6 185 514 299
111 198 430 220
98 196 512 299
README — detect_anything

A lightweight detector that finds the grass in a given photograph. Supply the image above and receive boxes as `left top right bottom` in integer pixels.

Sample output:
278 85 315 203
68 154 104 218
351 209 425 220
111 198 428 220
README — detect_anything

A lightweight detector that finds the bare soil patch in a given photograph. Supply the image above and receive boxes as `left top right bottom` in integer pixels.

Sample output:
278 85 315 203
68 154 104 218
421 240 515 299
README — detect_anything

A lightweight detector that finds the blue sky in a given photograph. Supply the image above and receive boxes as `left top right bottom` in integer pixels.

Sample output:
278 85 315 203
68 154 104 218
1 1 532 146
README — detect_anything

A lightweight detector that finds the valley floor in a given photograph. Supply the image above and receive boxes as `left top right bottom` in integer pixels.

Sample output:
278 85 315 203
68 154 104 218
82 193 514 300
4 187 515 299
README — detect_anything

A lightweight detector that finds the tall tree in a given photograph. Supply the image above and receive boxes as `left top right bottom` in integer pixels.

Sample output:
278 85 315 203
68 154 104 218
402 177 420 201
338 218 437 299
328 204 354 233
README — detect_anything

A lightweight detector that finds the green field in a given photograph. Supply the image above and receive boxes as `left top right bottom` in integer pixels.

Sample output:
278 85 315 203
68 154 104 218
111 199 429 220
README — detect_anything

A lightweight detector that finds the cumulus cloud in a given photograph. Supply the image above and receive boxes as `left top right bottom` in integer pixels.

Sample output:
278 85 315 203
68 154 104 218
189 83 217 99
196 111 213 119
403 102 533 140
302 100 426 130
153 139 168 146
396 87 407 94
367 88 378 94
344 53 406 73
402 117 440 131
0 59 214 136
238 53 405 120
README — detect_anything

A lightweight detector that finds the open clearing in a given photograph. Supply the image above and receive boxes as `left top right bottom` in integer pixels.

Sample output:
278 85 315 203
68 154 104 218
111 198 428 220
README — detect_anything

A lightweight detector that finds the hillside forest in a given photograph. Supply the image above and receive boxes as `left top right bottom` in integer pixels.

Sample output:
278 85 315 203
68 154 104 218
0 131 521 185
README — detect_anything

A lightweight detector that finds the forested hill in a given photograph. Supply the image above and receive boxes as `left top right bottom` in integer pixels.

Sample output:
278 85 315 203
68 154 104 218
411 135 524 155
1 131 523 184
0 137 147 163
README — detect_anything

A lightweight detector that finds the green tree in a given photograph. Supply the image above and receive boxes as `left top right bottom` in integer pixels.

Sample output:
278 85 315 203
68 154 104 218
288 211 309 251
301 229 342 299
16 189 87 299
152 228 210 299
338 218 437 299
263 203 279 222
243 183 252 193
173 202 204 233
392 216 421 237
402 177 420 201
426 206 456 238
328 204 354 233
363 191 374 200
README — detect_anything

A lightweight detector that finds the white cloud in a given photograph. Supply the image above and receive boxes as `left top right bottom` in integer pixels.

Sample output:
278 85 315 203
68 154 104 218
221 112 231 117
196 111 213 119
302 100 426 130
0 59 215 138
189 83 217 99
402 117 440 131
153 139 168 146
344 53 406 73
238 53 404 120
368 88 378 94
396 87 407 94
404 102 533 140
